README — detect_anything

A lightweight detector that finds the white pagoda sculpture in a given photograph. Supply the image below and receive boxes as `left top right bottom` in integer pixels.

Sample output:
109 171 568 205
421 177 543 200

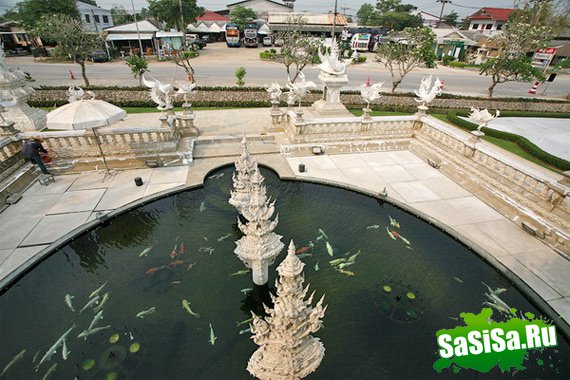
247 240 327 380
0 45 46 131
229 137 258 215
234 164 284 285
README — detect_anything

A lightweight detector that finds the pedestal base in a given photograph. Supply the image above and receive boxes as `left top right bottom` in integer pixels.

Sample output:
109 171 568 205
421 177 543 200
312 72 350 117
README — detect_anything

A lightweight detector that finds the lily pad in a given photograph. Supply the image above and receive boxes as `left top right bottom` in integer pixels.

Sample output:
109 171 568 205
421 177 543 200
109 333 120 343
99 345 127 370
129 342 141 353
383 285 392 292
105 372 117 380
406 292 416 300
82 359 95 370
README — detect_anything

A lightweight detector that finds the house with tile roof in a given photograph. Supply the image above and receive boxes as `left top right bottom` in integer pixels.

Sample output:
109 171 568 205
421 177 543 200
466 7 514 35
226 0 292 20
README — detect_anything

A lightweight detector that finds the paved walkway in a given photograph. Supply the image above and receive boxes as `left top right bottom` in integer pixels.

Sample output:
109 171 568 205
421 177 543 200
0 110 569 326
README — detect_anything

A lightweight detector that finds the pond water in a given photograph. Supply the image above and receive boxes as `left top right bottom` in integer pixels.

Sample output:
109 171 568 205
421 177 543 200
0 165 568 379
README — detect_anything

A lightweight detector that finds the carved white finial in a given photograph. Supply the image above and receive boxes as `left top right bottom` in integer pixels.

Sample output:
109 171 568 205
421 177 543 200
468 107 500 131
265 82 282 102
414 76 443 107
360 80 383 108
317 38 352 76
286 71 318 108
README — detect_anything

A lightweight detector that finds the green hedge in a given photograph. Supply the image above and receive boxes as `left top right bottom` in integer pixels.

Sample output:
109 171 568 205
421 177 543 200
30 100 271 108
447 111 570 170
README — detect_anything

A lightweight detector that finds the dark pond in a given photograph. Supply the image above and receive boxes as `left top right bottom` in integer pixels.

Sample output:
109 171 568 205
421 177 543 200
0 165 568 379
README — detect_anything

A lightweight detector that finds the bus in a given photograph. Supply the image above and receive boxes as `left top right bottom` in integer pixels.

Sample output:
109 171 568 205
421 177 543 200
243 21 258 48
351 33 372 52
225 23 240 47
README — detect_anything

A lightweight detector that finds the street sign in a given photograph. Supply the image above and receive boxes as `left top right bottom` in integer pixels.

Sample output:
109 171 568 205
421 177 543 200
531 47 557 72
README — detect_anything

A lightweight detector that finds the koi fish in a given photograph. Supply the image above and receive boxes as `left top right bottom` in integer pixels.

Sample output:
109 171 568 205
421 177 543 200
229 269 250 277
64 294 75 312
139 245 155 258
239 328 251 335
145 266 167 275
318 229 328 240
88 310 104 331
199 246 215 255
392 230 411 245
0 349 26 378
79 296 99 314
61 339 70 360
208 173 224 180
88 281 107 299
297 253 312 259
453 276 464 284
388 215 400 228
366 224 380 229
168 260 185 268
199 201 207 212
236 317 254 327
93 292 109 313
36 324 76 370
136 307 156 319
326 241 334 256
217 233 231 242
42 363 57 380
329 258 346 266
77 325 111 340
182 299 200 318
336 268 355 276
240 288 253 295
386 227 397 240
209 324 217 345
314 260 320 272
179 242 185 255
187 262 196 270
337 261 354 269
347 250 361 263
295 246 311 254
170 244 178 259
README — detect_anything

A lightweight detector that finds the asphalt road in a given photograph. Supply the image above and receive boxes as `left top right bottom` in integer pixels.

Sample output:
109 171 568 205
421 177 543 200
5 42 569 99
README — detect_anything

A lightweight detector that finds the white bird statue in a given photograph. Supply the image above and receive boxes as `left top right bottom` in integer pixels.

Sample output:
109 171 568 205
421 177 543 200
286 71 317 108
317 38 352 76
143 73 174 111
414 76 443 106
468 107 500 131
360 80 384 109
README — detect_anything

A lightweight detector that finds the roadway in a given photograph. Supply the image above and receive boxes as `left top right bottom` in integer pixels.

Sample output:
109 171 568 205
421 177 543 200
5 42 570 99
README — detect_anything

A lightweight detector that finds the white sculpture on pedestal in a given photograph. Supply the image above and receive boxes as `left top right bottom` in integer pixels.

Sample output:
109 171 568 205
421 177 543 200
414 76 443 115
142 73 174 127
229 137 258 214
316 39 352 76
468 107 500 132
174 82 198 136
265 82 282 103
0 44 46 131
247 240 327 380
286 72 317 108
234 165 284 285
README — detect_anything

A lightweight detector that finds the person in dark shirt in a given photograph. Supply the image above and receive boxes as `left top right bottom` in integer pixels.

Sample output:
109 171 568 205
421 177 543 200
22 138 51 175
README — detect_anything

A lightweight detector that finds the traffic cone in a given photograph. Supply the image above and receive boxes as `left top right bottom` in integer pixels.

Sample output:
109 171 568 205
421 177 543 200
528 81 539 95
69 70 75 80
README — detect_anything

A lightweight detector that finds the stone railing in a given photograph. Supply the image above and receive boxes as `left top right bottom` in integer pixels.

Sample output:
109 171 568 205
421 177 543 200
0 136 24 179
286 114 418 144
17 125 182 171
411 116 569 253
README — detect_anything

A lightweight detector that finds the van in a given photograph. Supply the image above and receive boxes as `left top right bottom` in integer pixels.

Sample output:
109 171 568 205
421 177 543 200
262 36 272 46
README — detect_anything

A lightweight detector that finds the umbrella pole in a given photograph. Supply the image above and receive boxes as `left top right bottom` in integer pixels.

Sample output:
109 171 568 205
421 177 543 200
92 127 111 180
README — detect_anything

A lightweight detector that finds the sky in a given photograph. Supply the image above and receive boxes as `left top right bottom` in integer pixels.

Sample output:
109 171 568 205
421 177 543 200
1 0 519 18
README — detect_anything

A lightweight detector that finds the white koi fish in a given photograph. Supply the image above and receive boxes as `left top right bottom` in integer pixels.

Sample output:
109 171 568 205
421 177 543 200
366 224 380 229
314 260 320 272
136 307 156 319
240 288 253 295
229 269 250 277
61 339 70 360
138 245 155 258
88 310 104 331
36 324 76 370
388 215 400 228
318 229 328 240
209 324 217 345
199 201 207 212
88 282 107 299
77 325 111 340
239 327 250 335
326 241 334 256
64 294 75 312
94 292 109 313
42 363 57 380
386 227 397 240
182 300 200 318
217 233 231 242
0 349 26 378
79 296 99 314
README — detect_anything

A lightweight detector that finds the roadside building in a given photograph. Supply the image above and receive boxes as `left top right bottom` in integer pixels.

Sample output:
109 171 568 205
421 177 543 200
268 12 347 36
0 21 38 56
224 0 293 20
76 0 114 33
465 8 513 36
104 20 159 56
411 11 441 28
433 28 475 60
187 11 229 41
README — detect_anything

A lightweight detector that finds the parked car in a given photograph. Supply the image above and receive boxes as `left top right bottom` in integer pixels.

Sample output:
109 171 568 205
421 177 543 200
89 49 109 62
273 38 284 47
262 36 272 47
185 34 205 50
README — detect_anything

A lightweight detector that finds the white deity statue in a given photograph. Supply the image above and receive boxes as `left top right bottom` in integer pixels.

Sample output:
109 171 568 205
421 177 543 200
468 107 500 131
414 76 443 107
265 82 282 103
317 38 352 76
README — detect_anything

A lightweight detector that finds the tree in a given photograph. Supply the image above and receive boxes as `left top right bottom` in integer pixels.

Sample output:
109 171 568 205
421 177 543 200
126 54 149 86
12 0 79 30
375 27 436 93
272 16 322 83
81 0 98 5
111 5 135 25
356 4 375 25
147 0 204 31
478 0 560 97
32 14 102 87
368 0 421 30
229 6 257 29
235 67 246 87
443 11 459 26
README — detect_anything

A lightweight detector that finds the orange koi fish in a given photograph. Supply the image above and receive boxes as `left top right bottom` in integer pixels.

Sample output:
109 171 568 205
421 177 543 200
296 246 311 254
179 242 185 256
168 260 185 268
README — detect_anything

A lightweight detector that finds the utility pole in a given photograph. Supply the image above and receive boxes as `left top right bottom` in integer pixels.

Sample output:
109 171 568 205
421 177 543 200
437 0 451 26
130 0 144 57
331 0 338 40
179 0 185 33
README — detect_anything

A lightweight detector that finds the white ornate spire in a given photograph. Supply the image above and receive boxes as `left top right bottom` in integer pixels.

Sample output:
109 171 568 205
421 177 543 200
229 137 258 213
247 240 327 380
234 164 283 285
